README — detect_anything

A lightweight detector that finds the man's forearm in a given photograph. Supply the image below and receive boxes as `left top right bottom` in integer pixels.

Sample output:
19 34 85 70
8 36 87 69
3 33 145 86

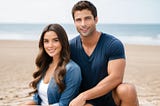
81 75 122 101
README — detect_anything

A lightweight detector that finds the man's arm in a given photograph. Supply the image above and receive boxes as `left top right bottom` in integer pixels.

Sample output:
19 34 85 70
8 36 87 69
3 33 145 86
69 59 125 106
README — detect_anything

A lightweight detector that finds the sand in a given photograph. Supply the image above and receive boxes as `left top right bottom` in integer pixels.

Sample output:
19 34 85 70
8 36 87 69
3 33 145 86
0 40 160 106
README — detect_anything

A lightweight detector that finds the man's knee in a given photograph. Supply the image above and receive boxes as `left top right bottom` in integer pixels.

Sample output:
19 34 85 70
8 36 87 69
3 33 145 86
116 83 137 100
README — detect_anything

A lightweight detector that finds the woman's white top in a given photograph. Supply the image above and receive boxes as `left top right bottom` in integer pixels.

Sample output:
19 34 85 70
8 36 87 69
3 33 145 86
38 79 49 105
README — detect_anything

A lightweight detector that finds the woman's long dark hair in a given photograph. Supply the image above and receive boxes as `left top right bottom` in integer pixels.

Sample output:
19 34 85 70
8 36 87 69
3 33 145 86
29 24 70 95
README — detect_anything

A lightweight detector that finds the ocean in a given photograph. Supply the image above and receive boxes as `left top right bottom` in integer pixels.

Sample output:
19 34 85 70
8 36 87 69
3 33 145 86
0 23 160 45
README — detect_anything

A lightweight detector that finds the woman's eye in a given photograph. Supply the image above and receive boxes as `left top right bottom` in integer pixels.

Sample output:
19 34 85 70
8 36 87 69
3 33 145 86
43 40 48 43
53 38 59 42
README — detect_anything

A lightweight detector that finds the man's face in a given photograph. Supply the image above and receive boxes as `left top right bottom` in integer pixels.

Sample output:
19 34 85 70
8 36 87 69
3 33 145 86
74 9 97 37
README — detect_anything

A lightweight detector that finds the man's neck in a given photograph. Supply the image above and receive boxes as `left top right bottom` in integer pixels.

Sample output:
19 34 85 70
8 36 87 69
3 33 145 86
81 31 101 56
81 31 101 47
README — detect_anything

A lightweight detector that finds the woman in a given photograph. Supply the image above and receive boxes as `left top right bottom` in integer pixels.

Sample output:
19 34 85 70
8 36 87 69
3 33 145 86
20 24 82 106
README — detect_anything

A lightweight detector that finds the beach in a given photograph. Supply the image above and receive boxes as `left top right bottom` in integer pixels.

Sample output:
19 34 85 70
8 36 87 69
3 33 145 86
0 40 160 106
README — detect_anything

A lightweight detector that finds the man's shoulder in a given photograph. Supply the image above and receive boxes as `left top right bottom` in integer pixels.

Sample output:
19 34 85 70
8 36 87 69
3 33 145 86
101 32 124 47
101 32 120 42
69 35 80 45
101 32 117 40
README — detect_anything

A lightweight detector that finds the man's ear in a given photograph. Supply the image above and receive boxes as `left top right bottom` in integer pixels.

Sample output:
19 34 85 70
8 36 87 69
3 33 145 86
95 17 98 24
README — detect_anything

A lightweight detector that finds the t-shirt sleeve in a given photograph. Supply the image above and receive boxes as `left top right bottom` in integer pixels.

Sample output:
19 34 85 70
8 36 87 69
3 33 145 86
108 39 125 61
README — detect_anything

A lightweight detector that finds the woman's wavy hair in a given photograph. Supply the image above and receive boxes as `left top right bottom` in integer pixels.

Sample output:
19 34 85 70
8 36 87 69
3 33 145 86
29 24 70 94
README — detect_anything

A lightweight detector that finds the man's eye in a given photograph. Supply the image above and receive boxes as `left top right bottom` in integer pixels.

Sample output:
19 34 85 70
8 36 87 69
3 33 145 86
85 16 92 20
75 19 81 22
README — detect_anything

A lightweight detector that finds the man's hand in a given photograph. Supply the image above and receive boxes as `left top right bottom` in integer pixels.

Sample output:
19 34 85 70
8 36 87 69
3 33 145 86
69 93 86 106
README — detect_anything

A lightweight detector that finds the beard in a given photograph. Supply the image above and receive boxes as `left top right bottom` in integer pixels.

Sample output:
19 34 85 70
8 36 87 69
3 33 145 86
77 26 96 37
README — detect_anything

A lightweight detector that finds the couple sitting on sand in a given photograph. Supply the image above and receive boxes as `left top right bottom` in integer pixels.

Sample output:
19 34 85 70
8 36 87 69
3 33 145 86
20 1 139 106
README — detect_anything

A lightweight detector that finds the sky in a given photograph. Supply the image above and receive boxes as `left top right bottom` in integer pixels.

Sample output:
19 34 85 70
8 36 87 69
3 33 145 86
0 0 160 24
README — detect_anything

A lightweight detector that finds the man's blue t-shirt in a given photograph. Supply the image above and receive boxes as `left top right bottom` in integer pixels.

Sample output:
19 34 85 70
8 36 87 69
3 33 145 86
69 33 125 104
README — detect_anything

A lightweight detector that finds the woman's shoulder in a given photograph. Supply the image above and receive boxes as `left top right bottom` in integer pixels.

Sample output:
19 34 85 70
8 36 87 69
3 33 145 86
66 60 80 71
65 60 81 75
65 60 82 80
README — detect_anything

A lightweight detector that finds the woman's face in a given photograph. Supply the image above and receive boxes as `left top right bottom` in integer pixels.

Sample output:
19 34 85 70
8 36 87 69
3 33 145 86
43 31 62 59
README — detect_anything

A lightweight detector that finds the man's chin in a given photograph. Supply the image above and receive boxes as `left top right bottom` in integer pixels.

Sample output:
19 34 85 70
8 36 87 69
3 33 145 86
80 33 89 37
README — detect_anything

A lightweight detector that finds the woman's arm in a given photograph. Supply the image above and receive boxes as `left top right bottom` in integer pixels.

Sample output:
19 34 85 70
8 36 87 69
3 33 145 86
55 62 82 106
19 100 37 106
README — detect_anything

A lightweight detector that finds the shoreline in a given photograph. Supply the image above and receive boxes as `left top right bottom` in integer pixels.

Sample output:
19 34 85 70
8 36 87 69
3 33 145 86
0 40 160 106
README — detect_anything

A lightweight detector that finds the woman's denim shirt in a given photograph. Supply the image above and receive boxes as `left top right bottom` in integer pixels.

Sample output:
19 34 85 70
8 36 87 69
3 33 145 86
33 60 82 106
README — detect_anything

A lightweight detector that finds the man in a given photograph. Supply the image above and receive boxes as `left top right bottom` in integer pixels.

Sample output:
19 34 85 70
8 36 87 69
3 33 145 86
69 1 139 106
